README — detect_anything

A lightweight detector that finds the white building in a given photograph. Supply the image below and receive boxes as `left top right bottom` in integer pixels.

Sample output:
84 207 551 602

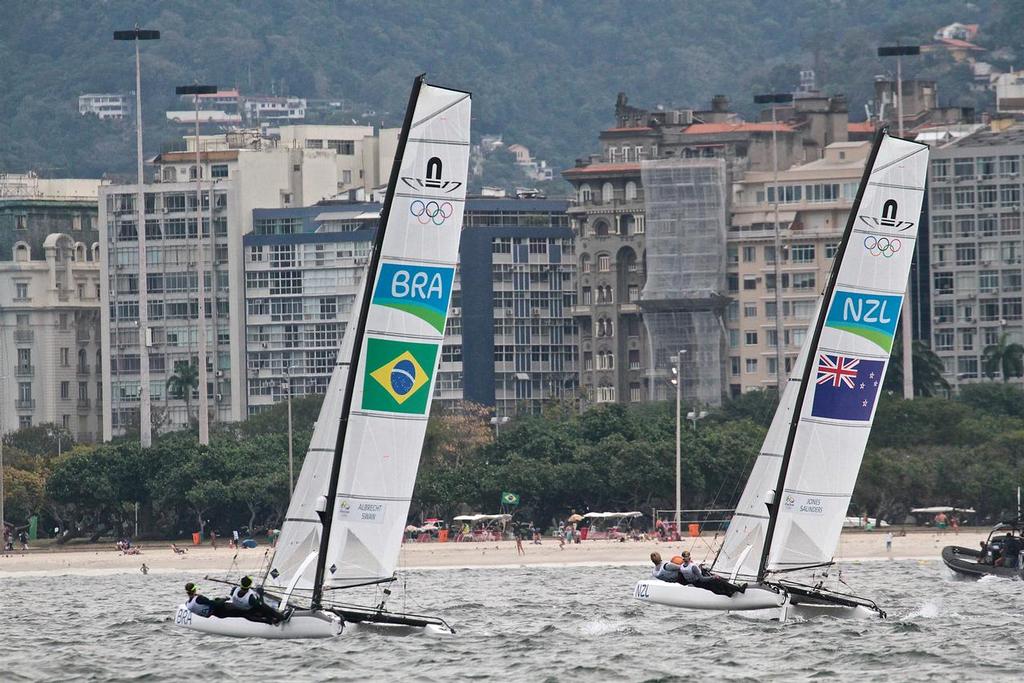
99 142 341 440
78 93 128 120
0 234 103 440
272 124 400 195
244 95 307 123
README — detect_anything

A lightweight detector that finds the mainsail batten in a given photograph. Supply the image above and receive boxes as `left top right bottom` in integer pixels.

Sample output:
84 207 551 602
266 77 471 599
715 130 929 581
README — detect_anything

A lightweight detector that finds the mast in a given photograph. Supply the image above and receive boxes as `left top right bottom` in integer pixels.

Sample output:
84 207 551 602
756 127 889 582
310 75 425 609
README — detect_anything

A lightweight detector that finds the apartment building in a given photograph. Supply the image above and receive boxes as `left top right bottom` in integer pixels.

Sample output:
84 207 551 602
0 176 105 440
728 141 871 393
242 198 576 418
0 234 103 440
927 125 1024 387
99 142 340 439
563 92 848 406
272 125 400 195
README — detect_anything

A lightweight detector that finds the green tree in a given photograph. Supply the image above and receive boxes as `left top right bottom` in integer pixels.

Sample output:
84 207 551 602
166 362 200 423
982 332 1024 382
884 339 950 397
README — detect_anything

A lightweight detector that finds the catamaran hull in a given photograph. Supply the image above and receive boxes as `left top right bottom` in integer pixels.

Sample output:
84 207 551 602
632 581 884 621
632 580 784 611
172 605 344 639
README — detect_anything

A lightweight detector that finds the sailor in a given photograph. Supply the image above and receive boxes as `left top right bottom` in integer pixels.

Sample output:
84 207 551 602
185 582 227 618
649 551 681 582
229 576 291 624
678 551 746 597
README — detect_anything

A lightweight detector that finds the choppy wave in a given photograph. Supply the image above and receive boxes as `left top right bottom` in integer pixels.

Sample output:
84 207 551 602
1 561 1020 680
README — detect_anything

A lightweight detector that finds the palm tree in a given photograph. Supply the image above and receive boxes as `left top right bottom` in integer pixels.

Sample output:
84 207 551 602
166 362 200 422
884 337 950 397
982 332 1024 382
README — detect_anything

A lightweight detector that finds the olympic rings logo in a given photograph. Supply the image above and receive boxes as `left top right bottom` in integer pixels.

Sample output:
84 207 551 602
409 200 453 226
864 235 901 258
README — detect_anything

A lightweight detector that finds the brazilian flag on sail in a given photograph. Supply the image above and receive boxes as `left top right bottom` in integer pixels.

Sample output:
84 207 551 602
501 491 520 506
362 337 439 415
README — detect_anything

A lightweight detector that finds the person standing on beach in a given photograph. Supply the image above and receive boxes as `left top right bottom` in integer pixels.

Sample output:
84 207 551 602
210 530 217 549
515 530 525 556
885 532 893 554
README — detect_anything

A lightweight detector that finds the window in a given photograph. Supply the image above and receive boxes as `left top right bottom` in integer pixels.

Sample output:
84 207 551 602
931 159 950 181
742 246 756 263
19 416 31 429
791 272 816 289
579 184 592 203
825 242 839 259
15 282 28 300
60 381 70 400
933 272 953 294
597 255 611 272
743 303 757 318
955 187 975 210
790 244 815 263
745 330 758 345
978 157 997 179
955 243 976 266
731 357 741 375
954 158 974 180
931 217 952 239
745 358 758 374
18 382 31 401
326 139 355 154
60 348 69 366
934 330 954 351
743 276 758 291
999 156 1020 178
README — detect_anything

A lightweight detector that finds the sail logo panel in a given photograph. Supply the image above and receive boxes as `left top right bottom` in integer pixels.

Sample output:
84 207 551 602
810 353 885 422
362 337 439 414
371 262 454 332
857 198 915 233
824 290 902 351
401 155 463 194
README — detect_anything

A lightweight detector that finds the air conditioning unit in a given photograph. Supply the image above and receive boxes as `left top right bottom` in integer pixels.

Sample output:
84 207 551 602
215 370 223 378
162 207 169 214
215 393 223 402
450 307 461 316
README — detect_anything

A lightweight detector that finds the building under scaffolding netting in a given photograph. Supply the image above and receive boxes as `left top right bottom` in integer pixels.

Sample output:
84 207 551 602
640 158 729 406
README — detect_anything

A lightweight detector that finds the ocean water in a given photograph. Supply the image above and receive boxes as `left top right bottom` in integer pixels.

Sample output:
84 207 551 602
2 561 1019 681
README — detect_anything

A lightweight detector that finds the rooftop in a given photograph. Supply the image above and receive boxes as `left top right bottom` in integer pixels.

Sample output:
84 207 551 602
949 124 1024 148
562 162 641 177
682 122 795 135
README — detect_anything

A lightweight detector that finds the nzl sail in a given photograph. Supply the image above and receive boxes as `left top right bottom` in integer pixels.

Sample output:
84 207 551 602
265 76 471 601
715 130 929 581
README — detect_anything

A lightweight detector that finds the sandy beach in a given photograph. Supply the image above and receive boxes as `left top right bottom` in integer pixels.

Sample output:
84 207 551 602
0 528 985 578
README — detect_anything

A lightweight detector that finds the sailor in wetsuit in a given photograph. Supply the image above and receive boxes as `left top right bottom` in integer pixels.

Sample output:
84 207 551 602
649 552 682 582
229 576 291 624
678 550 746 597
185 582 230 618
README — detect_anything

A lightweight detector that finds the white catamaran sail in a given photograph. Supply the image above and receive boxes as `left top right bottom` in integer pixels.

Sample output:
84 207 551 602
175 76 470 639
635 129 929 619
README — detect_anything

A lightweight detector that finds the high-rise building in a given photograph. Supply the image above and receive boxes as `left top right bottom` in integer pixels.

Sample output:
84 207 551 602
99 140 341 440
728 141 872 393
241 198 576 417
927 125 1024 387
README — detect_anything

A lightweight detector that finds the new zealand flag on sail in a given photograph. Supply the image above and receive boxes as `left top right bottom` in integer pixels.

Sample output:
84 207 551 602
810 353 885 422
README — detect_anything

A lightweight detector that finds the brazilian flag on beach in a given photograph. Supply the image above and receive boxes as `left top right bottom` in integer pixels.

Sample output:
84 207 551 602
501 491 520 506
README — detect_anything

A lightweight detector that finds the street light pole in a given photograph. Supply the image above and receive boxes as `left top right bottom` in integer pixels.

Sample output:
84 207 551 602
878 44 921 400
176 84 217 445
672 349 686 531
284 371 294 496
114 26 160 448
754 93 794 393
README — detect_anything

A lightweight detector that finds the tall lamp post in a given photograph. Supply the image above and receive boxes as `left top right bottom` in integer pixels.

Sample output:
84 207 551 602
282 367 294 496
754 92 793 393
176 84 218 445
878 44 921 400
670 349 686 531
114 25 160 448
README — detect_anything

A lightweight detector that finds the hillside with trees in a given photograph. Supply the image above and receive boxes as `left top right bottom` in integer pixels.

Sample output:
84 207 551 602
0 0 1017 185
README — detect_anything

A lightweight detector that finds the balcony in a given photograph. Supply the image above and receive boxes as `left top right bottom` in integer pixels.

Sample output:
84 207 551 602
15 399 35 411
77 398 92 413
15 364 34 377
77 364 91 377
14 329 33 343
76 329 91 343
